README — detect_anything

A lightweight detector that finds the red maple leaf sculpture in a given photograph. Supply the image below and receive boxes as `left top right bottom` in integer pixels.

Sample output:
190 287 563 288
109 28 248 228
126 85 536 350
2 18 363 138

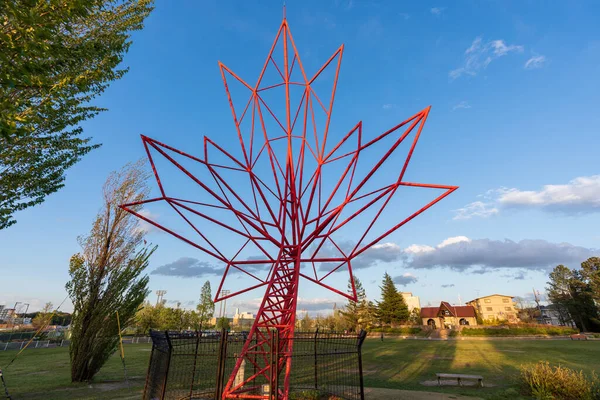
122 15 457 400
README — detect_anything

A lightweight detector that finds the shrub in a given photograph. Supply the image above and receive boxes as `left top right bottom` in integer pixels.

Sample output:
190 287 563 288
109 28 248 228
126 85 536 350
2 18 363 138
370 327 422 335
520 361 596 400
592 372 600 400
460 325 578 337
289 390 319 400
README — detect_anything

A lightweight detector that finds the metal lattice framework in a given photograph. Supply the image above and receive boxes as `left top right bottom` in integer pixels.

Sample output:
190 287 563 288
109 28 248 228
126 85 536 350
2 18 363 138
122 14 457 400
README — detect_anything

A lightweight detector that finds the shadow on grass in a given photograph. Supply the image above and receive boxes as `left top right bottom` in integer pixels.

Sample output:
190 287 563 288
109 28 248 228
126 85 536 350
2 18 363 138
361 337 457 390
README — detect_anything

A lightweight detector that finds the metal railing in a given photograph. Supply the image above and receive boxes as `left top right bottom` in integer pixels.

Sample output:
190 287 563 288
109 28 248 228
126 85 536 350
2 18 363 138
0 335 153 351
144 329 367 400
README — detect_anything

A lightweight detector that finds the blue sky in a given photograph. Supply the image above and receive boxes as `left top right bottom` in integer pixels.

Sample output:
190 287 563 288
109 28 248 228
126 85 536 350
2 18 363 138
1 0 600 314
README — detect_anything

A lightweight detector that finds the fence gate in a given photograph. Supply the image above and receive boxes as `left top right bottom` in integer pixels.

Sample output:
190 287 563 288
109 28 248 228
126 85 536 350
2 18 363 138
144 329 367 400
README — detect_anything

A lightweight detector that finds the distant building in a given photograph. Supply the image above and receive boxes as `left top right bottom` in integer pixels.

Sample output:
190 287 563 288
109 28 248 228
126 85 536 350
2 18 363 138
10 317 32 326
420 301 477 329
401 292 421 312
538 304 576 328
233 308 255 328
466 294 519 323
233 308 254 320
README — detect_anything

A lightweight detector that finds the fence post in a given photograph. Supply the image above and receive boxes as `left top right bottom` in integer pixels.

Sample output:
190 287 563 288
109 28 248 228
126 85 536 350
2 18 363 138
273 330 279 400
215 329 228 400
269 331 274 400
357 330 367 400
314 328 319 390
160 331 172 400
60 339 63 347
188 331 201 399
142 331 155 400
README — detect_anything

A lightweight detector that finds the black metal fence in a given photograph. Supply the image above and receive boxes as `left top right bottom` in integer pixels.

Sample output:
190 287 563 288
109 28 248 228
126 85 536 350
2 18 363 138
144 329 367 400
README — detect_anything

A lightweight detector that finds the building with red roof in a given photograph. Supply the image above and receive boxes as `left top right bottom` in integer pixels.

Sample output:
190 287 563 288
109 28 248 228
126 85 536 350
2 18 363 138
420 301 477 329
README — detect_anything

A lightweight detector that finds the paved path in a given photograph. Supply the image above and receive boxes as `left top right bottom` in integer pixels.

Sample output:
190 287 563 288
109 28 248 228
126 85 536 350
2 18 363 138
364 387 482 399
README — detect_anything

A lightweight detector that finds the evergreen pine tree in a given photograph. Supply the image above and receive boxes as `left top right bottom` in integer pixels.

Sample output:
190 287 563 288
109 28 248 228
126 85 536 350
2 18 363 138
376 272 410 326
341 276 367 331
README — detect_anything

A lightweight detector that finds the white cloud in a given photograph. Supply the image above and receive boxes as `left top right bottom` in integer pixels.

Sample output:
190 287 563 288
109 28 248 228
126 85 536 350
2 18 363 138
135 209 160 234
316 235 596 274
151 257 221 277
393 272 418 286
353 242 404 268
450 37 524 79
501 270 528 281
458 176 600 218
407 237 596 271
382 103 395 110
315 241 404 270
405 244 435 254
453 201 499 220
233 297 341 315
498 176 600 213
399 13 410 20
152 256 270 278
524 55 546 69
438 236 471 248
453 101 471 111
430 7 445 15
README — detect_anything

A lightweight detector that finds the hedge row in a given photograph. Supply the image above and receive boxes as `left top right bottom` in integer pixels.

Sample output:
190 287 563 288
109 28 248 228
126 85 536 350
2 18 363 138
369 327 423 335
461 326 578 336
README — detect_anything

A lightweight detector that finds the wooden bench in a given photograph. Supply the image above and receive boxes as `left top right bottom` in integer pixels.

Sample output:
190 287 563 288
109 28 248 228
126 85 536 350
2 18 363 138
436 373 484 387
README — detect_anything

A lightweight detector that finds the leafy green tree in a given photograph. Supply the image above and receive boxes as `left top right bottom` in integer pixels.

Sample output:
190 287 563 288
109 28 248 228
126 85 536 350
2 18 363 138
547 264 600 332
298 311 312 331
135 302 160 334
581 257 600 304
216 317 230 331
408 307 421 325
376 272 409 326
0 0 154 229
66 161 155 382
32 302 53 329
197 280 214 330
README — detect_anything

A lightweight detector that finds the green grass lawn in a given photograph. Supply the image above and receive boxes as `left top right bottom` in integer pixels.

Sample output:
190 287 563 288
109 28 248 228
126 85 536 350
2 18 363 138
362 338 600 399
0 339 598 399
0 344 151 399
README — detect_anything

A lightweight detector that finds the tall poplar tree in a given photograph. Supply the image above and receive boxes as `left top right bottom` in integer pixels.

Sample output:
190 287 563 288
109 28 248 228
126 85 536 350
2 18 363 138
197 280 214 329
66 160 155 382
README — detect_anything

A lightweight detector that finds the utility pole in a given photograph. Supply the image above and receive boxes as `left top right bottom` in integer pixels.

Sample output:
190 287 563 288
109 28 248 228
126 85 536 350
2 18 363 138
155 290 167 306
